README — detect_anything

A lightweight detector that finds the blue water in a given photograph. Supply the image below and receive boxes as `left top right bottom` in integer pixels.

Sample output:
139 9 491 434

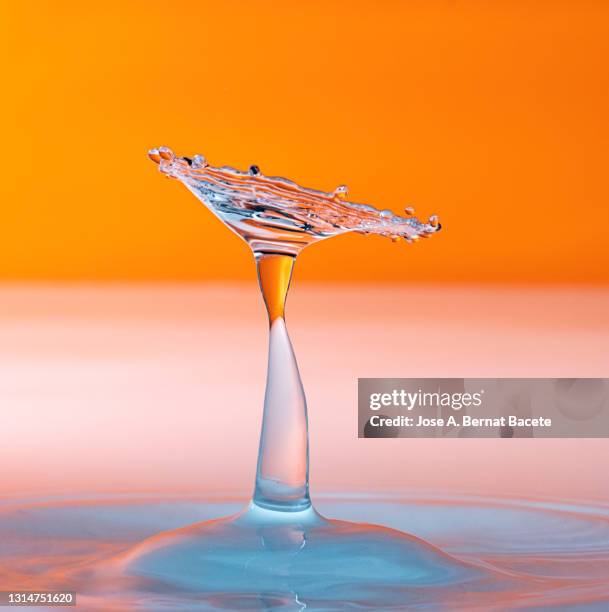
2 493 609 610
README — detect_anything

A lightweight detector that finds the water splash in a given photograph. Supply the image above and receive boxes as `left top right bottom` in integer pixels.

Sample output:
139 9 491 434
135 148 469 607
148 147 441 255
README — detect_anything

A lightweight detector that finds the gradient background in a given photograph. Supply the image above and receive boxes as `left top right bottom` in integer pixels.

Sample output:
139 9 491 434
1 1 608 503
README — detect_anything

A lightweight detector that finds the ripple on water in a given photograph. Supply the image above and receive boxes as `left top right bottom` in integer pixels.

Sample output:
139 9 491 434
1 494 608 610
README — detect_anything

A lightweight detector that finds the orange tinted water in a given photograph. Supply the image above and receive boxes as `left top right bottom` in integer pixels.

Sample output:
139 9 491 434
148 147 441 255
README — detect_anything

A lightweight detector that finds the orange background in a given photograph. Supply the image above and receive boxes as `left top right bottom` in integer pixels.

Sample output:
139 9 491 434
1 0 608 283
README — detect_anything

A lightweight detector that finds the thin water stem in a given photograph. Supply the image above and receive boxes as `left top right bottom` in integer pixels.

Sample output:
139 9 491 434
253 253 311 512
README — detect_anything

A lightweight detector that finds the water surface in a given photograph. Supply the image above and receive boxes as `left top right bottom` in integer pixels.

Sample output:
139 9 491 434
2 493 608 610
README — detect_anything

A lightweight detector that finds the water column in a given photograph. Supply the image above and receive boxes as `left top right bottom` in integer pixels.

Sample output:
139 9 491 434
253 253 311 512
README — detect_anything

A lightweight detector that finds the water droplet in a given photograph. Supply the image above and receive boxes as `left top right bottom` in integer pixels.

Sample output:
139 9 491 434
333 185 349 199
429 214 439 227
148 149 161 164
380 209 393 219
158 146 174 161
249 165 261 176
404 206 415 216
191 154 208 169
